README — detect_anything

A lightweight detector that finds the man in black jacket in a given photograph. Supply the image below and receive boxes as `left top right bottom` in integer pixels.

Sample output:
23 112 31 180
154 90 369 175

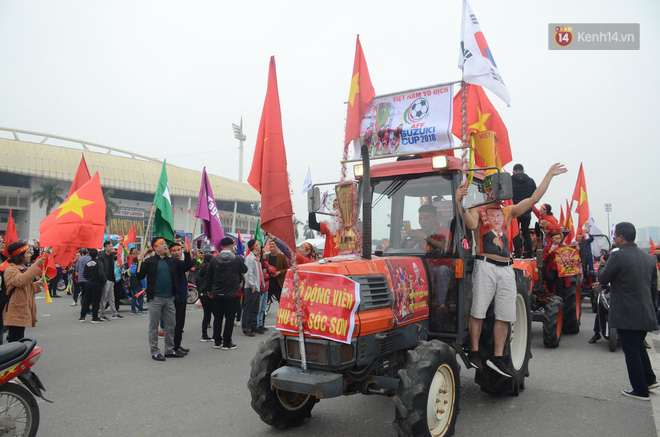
206 236 247 350
81 249 106 323
137 237 191 361
599 222 659 400
511 164 537 258
98 240 122 320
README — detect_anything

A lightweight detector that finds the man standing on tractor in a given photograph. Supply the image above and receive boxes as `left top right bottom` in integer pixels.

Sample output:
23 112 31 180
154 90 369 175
456 163 566 377
511 163 536 258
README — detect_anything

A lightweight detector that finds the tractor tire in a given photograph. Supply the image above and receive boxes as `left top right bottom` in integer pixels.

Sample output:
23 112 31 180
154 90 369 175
562 282 580 334
542 296 563 348
393 340 460 437
609 328 618 352
248 332 318 429
474 272 532 396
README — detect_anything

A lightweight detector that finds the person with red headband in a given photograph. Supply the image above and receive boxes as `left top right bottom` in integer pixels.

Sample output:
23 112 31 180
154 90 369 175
2 242 45 342
137 236 192 361
295 242 317 264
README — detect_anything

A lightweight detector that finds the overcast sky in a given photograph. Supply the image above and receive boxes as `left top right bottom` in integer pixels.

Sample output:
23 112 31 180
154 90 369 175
0 0 658 233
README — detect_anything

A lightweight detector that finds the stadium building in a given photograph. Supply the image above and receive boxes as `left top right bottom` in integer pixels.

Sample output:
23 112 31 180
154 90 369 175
0 128 261 248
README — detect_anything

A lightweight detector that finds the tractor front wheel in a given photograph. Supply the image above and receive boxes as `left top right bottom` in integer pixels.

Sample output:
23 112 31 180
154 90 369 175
248 333 318 429
393 340 460 437
542 296 563 348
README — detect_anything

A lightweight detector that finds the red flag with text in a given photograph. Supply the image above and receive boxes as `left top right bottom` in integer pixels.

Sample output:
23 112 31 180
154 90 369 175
344 35 375 146
247 56 296 251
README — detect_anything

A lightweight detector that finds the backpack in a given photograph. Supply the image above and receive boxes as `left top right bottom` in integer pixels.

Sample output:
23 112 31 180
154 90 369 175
0 262 17 311
129 271 141 289
83 260 96 282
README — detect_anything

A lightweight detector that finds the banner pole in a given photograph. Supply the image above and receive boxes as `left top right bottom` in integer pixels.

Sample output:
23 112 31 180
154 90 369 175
137 205 155 273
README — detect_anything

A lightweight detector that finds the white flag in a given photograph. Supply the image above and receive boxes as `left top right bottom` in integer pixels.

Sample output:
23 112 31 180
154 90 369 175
458 0 511 105
302 167 313 194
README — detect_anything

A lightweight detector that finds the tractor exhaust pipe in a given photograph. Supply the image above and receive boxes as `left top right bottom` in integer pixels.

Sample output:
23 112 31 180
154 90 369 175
360 144 372 260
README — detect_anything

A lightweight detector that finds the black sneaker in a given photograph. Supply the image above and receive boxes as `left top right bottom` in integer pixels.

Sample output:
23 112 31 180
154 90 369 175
100 316 111 321
91 319 104 324
200 337 213 342
486 356 513 378
221 343 238 350
649 381 660 391
621 390 650 401
467 351 484 371
78 317 85 323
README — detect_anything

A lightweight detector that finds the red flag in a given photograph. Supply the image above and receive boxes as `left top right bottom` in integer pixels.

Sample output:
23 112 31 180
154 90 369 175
344 35 375 146
571 163 589 230
651 238 656 254
564 200 575 244
125 224 137 247
3 209 18 258
559 205 566 229
42 251 59 279
68 154 91 198
247 57 296 251
39 172 106 254
185 235 191 251
451 84 512 168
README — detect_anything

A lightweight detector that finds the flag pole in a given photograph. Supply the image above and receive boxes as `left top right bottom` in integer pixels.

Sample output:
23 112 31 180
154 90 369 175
137 205 155 273
42 247 53 304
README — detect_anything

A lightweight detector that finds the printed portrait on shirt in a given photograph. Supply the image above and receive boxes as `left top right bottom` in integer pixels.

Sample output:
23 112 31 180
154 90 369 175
478 205 511 258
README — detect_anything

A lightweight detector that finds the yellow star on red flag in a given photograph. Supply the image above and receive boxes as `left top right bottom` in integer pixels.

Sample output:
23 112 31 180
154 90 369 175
56 193 95 218
469 107 491 132
348 73 360 106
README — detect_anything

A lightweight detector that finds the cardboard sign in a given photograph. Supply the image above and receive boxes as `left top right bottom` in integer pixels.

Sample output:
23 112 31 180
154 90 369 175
276 271 360 344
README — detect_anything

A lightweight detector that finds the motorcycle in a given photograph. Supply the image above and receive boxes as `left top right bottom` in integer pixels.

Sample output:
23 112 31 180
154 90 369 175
596 284 618 352
0 337 51 437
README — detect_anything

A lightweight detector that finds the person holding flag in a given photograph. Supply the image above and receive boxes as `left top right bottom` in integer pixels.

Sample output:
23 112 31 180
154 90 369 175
137 237 190 361
3 242 46 342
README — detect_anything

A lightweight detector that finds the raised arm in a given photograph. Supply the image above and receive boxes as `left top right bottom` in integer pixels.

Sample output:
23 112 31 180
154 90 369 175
510 163 567 219
455 183 480 231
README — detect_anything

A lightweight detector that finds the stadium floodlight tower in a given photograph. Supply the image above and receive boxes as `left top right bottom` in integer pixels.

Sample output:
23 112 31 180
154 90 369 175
232 119 247 182
231 119 247 234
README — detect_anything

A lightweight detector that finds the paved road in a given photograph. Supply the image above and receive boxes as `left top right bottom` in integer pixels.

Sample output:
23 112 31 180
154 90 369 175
25 296 659 436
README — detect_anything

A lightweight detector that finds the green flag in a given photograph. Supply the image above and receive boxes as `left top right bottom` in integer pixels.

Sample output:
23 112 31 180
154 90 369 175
153 160 174 243
254 219 263 246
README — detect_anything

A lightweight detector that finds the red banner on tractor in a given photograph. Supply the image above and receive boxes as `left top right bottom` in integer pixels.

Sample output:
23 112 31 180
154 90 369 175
276 271 361 344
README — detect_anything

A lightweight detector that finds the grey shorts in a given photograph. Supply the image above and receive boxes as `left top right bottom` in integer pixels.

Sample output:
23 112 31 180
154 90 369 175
471 259 516 322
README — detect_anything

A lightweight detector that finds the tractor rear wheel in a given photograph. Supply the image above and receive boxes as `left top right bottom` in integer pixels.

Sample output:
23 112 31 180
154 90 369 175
248 332 318 429
562 282 580 334
542 296 563 348
393 340 460 437
474 273 532 396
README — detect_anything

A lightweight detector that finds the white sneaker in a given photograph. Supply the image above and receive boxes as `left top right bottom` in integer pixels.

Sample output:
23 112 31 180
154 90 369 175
71 302 78 306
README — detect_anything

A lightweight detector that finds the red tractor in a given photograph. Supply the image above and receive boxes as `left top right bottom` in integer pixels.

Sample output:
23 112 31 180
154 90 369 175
248 155 533 436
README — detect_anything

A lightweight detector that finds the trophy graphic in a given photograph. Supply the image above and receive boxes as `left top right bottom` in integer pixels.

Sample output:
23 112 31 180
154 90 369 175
336 183 359 253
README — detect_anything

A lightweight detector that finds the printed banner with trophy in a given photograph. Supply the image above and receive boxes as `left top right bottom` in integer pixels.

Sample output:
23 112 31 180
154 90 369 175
554 246 582 277
353 84 454 158
276 271 361 344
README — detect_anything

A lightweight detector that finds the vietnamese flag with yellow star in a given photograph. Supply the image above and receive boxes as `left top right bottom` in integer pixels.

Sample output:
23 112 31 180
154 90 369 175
451 84 511 168
39 172 106 270
344 35 375 147
571 163 589 230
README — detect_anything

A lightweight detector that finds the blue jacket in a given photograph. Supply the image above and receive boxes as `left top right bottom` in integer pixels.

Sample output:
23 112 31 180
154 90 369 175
76 254 91 283
129 264 147 289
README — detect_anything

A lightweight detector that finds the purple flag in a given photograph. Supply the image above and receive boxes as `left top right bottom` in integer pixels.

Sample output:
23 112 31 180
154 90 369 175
195 167 225 248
